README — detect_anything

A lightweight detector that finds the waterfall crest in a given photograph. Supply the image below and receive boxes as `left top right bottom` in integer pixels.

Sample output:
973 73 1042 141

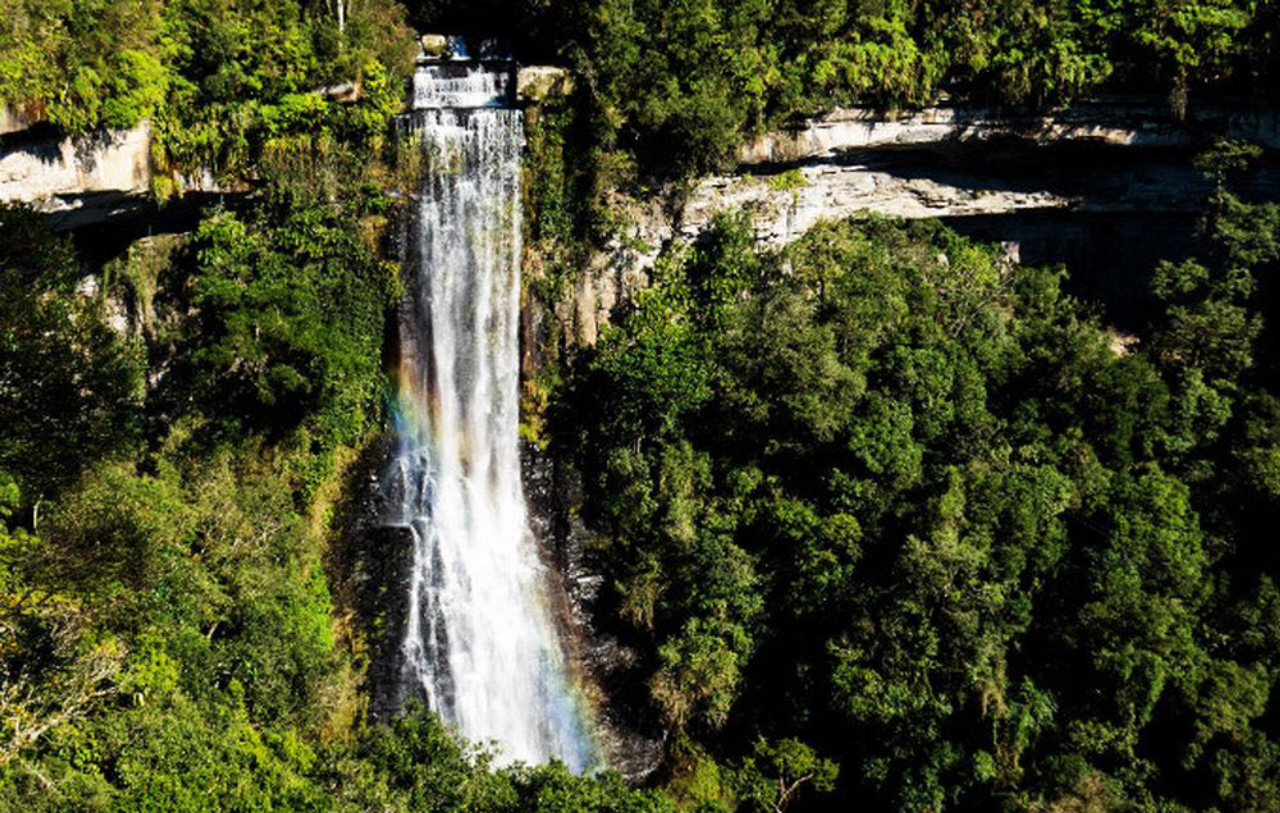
384 57 598 772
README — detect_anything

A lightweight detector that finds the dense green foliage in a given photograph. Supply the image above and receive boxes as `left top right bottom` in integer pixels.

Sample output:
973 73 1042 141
5 2 1280 811
174 195 396 443
6 2 1277 178
419 0 1280 174
0 0 418 183
552 149 1280 810
0 169 682 810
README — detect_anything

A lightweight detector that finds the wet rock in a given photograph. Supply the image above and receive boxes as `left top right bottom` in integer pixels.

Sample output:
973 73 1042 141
522 441 666 781
363 522 420 720
325 433 422 723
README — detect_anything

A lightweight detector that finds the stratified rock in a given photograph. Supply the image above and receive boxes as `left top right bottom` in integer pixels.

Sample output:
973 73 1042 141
1 124 152 214
681 164 1070 245
326 433 422 723
738 98 1280 164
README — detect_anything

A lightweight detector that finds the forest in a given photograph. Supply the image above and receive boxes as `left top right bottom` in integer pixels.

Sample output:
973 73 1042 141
2 1 1279 812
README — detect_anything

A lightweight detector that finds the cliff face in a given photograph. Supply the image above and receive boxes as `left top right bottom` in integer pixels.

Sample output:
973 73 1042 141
0 123 153 225
552 98 1280 347
735 98 1280 163
9 92 1273 242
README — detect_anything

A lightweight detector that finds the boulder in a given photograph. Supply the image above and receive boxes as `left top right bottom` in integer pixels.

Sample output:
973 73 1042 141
516 66 573 103
420 34 448 58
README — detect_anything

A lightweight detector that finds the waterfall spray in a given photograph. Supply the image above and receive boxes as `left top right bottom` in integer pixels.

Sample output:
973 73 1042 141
383 54 599 772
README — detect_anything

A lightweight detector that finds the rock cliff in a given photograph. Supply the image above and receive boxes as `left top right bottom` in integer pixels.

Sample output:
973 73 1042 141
0 123 153 226
735 97 1280 163
555 98 1280 346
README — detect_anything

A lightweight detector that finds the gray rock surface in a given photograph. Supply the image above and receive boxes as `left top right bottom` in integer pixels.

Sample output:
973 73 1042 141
681 165 1070 245
738 98 1280 164
1 124 152 215
1 104 41 136
677 147 1280 246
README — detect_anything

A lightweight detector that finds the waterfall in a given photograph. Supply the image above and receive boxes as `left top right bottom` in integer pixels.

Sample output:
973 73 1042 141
383 56 599 772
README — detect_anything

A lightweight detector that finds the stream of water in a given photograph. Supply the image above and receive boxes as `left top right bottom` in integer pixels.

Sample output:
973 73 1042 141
382 57 598 772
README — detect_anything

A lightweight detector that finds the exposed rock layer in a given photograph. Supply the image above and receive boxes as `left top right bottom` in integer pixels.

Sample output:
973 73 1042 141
738 98 1280 164
0 124 152 222
557 100 1280 345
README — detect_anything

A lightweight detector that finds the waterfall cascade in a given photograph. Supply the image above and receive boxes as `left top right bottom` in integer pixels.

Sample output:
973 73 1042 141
382 48 599 772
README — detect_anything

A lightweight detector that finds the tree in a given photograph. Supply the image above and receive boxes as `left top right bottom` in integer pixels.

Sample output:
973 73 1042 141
0 206 143 502
732 737 838 813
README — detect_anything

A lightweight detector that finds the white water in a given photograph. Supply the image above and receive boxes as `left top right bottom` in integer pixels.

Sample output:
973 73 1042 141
385 62 597 772
412 64 510 109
